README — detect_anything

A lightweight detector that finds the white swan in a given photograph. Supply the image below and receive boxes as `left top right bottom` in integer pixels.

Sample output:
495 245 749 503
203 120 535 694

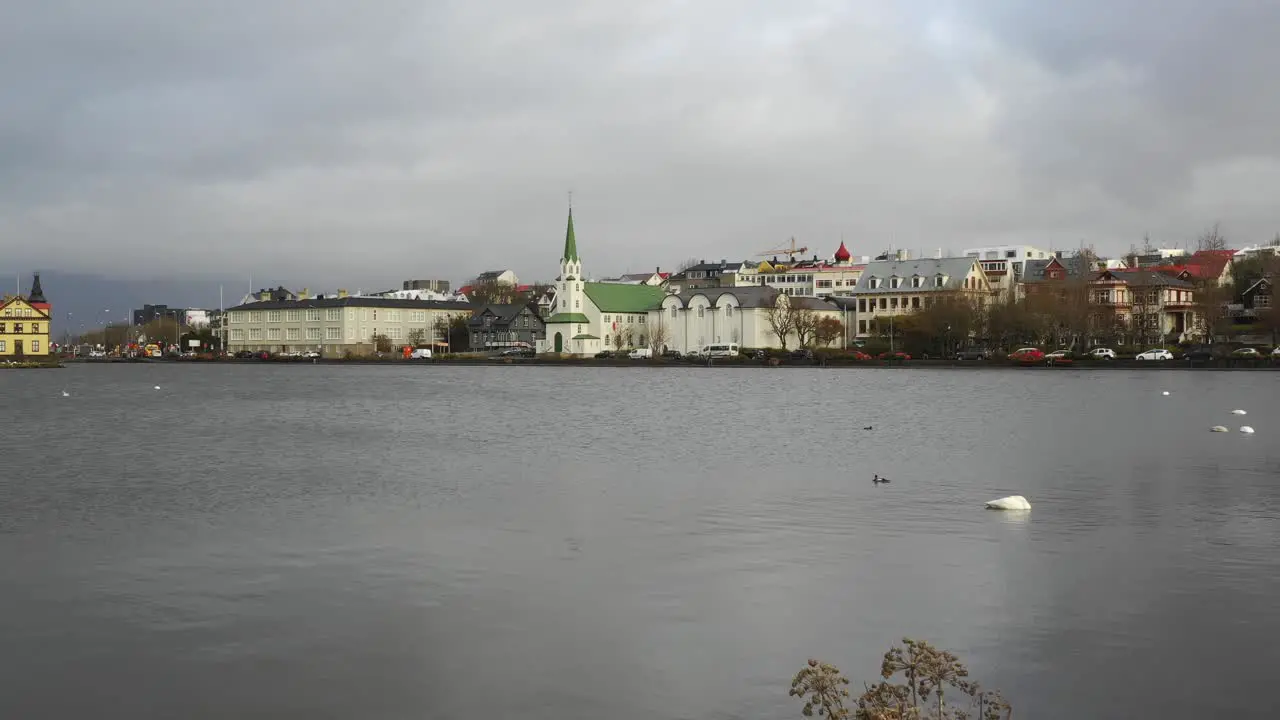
1161 391 1170 396
1240 426 1255 434
1210 426 1229 433
154 385 161 390
985 495 1031 511
61 390 70 397
1231 409 1247 415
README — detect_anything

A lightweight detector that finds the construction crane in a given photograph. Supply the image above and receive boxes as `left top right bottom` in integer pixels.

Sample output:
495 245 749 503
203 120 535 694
756 236 808 259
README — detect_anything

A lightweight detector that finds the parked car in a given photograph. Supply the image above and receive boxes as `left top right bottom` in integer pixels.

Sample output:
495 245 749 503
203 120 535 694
1231 347 1262 358
412 348 435 359
628 347 653 360
594 350 614 359
661 349 682 359
1008 347 1045 363
1135 349 1174 361
878 351 911 361
790 348 814 361
1045 350 1075 366
849 350 872 361
955 347 990 361
1087 347 1117 360
1179 345 1216 361
302 350 321 358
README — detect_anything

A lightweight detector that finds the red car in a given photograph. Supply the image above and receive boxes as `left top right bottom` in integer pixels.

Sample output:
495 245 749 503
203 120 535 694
1008 347 1045 364
849 350 872 361
878 351 911 361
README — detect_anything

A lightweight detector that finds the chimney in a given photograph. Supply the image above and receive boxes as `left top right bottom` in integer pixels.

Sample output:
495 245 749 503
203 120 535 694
338 289 348 298
299 288 310 300
655 266 660 274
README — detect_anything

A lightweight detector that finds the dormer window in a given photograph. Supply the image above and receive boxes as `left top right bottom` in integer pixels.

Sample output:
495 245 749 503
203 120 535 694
911 275 923 288
890 276 902 289
869 278 882 289
934 275 946 288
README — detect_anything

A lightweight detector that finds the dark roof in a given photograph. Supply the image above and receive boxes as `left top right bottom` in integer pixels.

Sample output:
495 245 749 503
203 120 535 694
1099 270 1194 288
27 273 46 303
468 303 543 327
853 257 979 294
228 297 476 311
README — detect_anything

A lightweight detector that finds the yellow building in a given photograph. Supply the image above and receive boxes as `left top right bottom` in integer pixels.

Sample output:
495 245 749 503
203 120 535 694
0 273 52 357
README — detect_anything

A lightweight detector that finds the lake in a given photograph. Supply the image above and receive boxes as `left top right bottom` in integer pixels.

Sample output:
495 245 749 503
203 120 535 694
2 364 1278 719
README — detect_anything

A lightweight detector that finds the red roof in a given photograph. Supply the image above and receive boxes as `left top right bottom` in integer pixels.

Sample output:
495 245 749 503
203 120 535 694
833 241 851 263
457 285 474 295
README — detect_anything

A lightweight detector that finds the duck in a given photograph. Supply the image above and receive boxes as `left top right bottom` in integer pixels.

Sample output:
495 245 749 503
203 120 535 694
873 474 890 485
863 426 873 430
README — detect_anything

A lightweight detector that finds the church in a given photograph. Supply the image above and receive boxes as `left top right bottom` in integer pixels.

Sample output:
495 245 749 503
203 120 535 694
540 208 666 356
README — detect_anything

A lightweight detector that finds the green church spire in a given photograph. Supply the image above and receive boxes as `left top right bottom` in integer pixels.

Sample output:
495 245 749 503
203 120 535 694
562 205 579 262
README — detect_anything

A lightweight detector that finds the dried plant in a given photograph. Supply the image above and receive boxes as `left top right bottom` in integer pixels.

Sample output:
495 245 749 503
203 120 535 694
791 640 1011 720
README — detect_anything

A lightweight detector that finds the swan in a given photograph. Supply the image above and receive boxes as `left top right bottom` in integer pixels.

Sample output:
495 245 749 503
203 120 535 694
1210 426 1229 433
1240 426 1255 434
985 495 1031 511
61 390 70 397
1231 409 1247 415
1161 391 1170 396
154 385 161 390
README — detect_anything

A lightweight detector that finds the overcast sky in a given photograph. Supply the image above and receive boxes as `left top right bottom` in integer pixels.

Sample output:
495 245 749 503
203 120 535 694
4 1 1279 290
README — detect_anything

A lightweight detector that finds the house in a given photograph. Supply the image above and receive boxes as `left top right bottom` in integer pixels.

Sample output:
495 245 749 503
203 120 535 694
225 292 474 355
539 208 669 356
468 303 546 350
652 286 842 352
849 257 994 337
665 260 753 292
476 269 519 286
1241 277 1273 314
1090 270 1197 343
0 273 52 358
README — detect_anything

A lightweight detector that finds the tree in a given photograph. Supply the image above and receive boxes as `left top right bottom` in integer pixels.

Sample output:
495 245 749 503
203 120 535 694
1197 222 1227 251
766 296 796 349
792 309 820 348
465 278 520 305
433 315 470 352
407 328 428 347
814 316 844 348
790 639 1011 720
611 326 633 352
677 257 701 272
371 333 392 353
648 315 670 353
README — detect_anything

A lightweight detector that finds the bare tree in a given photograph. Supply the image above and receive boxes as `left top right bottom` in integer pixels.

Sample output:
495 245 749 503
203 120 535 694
465 278 519 305
677 257 702 272
765 296 795 349
407 328 428 347
1197 222 1227 251
813 316 844 347
647 315 670 353
611 326 633 352
792 308 820 348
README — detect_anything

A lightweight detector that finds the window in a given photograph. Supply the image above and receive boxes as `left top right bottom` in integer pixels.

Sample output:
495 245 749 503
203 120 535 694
326 308 341 321
230 329 243 341
891 297 899 309
858 320 867 334
410 311 426 323
388 310 401 322
574 299 580 309
305 309 321 322
816 280 832 288
603 315 610 323
347 327 355 340
286 328 301 340
249 311 263 322
348 309 356 320
934 275 945 288
31 323 39 333
878 298 887 310
286 310 301 322
306 327 322 340
639 315 646 323
697 306 704 317
858 299 867 312
31 340 39 352
890 277 902 289
267 328 282 340
0 340 6 351
638 335 646 346
869 278 881 289
249 328 263 340
387 327 403 340
724 306 732 317
231 313 244 324
911 297 920 309
14 323 22 333
1006 250 1017 258
267 310 282 323
911 276 923 288
0 323 5 333
361 309 368 321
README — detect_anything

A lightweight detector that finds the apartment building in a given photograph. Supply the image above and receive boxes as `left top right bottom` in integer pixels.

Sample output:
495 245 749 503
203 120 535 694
225 294 474 355
850 257 994 337
962 244 1055 299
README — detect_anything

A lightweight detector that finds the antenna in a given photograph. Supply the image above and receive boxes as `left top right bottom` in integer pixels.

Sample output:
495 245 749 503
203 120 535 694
568 190 572 210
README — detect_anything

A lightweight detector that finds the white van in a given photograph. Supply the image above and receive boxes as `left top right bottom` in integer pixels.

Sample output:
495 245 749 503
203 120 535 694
700 343 739 358
410 348 433 359
628 347 653 359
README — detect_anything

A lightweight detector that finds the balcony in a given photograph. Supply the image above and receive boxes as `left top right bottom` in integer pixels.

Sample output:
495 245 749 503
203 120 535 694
1164 299 1194 309
1091 296 1130 307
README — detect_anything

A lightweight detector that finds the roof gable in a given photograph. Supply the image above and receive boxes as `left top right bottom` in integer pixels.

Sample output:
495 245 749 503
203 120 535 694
1242 278 1272 296
582 283 666 312
0 296 50 319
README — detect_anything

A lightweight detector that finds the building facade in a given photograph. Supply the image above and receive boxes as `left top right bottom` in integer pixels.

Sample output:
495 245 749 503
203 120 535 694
963 244 1055 300
225 294 473 355
468 303 546 350
540 208 668 356
652 286 842 352
850 257 994 337
0 273 52 357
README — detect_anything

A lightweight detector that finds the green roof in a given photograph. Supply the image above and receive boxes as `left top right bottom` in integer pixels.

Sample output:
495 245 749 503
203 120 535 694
563 208 578 262
583 283 665 313
546 312 590 324
572 334 600 340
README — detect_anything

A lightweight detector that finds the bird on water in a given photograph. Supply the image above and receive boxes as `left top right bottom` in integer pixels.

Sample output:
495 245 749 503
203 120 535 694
873 474 890 485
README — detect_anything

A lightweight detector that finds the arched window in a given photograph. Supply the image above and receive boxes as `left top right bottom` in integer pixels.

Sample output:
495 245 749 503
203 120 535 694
697 306 704 318
670 306 677 319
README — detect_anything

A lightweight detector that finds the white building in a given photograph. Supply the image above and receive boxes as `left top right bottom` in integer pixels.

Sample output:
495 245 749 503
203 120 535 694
225 292 473 355
540 209 668 356
475 269 519 286
962 244 1055 299
652 286 842 353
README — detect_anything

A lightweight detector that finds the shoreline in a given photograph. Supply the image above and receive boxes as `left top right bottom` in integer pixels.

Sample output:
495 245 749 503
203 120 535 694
61 357 1280 371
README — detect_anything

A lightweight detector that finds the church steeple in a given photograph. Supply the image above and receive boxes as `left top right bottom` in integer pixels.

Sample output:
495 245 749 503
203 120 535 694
562 206 579 262
27 272 46 303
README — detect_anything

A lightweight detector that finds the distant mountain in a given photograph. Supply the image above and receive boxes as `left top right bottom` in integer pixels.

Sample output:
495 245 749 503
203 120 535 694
0 270 232 339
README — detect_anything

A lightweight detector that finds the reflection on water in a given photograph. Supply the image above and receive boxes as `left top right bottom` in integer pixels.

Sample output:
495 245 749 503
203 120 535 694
2 364 1278 720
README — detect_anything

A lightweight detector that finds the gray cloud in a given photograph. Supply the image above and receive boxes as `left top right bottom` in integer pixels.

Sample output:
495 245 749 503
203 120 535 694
3 1 1279 295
